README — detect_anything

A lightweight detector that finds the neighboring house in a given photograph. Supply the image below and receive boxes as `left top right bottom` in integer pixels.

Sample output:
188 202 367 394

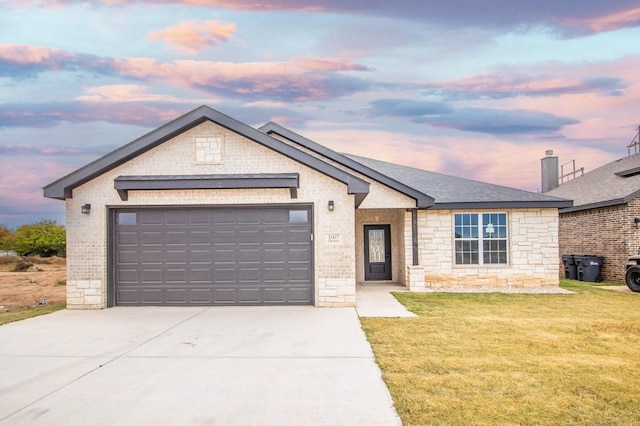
545 153 640 283
44 106 571 309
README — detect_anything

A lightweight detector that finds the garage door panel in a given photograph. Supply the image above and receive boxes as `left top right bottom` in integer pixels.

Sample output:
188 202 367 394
263 288 285 303
166 289 188 303
214 288 236 303
239 288 261 303
236 210 261 225
191 269 212 282
118 250 139 264
141 232 163 246
166 269 186 282
114 206 313 306
289 288 312 303
141 289 163 304
117 288 139 303
139 211 164 225
140 250 161 264
190 289 212 303
117 268 138 283
141 269 163 283
117 231 138 245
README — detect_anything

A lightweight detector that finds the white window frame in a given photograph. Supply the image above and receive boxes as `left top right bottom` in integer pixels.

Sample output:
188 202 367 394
454 212 509 266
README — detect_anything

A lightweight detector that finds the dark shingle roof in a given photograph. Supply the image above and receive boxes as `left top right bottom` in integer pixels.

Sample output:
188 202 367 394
545 153 640 212
343 154 572 209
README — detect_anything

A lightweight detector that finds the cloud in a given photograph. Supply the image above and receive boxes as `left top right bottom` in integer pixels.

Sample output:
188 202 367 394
421 74 627 100
368 99 452 117
148 19 236 54
9 1 640 34
114 57 370 101
416 107 579 135
0 145 101 156
75 84 197 103
0 44 370 102
562 7 640 33
0 102 185 128
0 44 115 79
368 99 579 135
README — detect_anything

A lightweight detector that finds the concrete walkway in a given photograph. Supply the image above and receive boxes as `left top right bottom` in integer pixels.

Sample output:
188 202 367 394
356 283 417 318
0 307 401 425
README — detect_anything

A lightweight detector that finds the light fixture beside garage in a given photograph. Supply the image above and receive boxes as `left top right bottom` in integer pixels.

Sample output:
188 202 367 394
81 204 91 214
328 200 334 211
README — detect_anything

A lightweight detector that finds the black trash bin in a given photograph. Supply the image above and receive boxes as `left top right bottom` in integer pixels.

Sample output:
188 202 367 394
561 254 577 280
576 255 604 282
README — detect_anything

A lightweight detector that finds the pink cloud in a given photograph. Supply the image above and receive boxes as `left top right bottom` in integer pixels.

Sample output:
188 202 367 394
148 19 236 54
422 72 625 99
114 56 369 101
0 44 74 67
563 7 640 33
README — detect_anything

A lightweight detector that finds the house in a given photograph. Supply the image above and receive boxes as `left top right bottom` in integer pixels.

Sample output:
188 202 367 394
544 153 640 283
44 106 571 309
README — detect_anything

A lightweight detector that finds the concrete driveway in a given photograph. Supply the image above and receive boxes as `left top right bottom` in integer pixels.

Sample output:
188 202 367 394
0 307 401 425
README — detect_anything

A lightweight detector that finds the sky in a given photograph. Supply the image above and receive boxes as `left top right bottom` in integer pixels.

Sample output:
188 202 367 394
1 1 640 229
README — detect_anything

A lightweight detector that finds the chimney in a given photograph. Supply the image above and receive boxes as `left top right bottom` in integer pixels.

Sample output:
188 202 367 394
541 150 559 192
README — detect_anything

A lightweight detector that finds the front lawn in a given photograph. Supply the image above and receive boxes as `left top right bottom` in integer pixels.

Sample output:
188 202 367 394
361 280 640 425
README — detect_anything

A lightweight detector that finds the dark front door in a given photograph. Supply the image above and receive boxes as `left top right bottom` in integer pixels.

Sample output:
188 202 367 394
364 224 392 281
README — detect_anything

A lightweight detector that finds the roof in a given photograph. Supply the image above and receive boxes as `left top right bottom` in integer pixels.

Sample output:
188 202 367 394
343 154 572 209
545 153 640 212
43 105 571 210
43 105 370 206
259 122 435 208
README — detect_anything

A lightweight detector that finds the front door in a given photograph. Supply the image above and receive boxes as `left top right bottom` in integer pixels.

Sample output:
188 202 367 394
364 224 392 281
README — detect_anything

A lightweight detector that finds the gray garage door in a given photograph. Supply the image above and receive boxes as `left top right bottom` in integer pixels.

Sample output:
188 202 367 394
112 206 313 306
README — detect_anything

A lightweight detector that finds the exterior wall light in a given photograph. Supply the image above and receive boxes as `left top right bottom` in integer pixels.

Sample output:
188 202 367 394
328 200 334 211
635 217 640 228
81 204 91 214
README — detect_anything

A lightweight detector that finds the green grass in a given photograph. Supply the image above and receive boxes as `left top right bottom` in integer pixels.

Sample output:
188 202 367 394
0 303 65 326
361 280 640 425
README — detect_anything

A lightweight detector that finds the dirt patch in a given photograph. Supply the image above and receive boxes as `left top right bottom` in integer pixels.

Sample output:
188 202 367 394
0 260 66 313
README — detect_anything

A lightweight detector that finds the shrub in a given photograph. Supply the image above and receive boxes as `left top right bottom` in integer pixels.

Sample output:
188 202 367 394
13 220 66 257
25 256 51 264
13 260 33 272
0 225 13 251
0 255 19 265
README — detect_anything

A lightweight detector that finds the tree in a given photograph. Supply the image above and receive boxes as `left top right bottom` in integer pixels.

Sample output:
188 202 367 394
0 225 12 251
13 220 66 257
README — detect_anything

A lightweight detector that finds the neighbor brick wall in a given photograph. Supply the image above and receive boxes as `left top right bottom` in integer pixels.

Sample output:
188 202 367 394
409 208 560 289
558 198 640 283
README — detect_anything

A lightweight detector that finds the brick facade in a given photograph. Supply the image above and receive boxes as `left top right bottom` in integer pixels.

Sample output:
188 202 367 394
66 121 358 308
558 198 640 283
61 116 564 308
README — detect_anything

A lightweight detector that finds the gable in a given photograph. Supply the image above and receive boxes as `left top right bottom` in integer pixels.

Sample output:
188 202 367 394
260 122 435 208
43 106 370 205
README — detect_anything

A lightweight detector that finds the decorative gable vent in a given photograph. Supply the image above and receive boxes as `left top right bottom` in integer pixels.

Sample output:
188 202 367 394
195 136 223 164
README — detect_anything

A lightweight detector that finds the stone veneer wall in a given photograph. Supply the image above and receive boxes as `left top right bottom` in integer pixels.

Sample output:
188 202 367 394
65 121 356 309
558 198 640 283
408 208 560 290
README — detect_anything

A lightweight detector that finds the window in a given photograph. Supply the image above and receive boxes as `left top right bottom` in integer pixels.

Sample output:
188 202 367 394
118 212 137 225
288 210 308 223
454 213 508 265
